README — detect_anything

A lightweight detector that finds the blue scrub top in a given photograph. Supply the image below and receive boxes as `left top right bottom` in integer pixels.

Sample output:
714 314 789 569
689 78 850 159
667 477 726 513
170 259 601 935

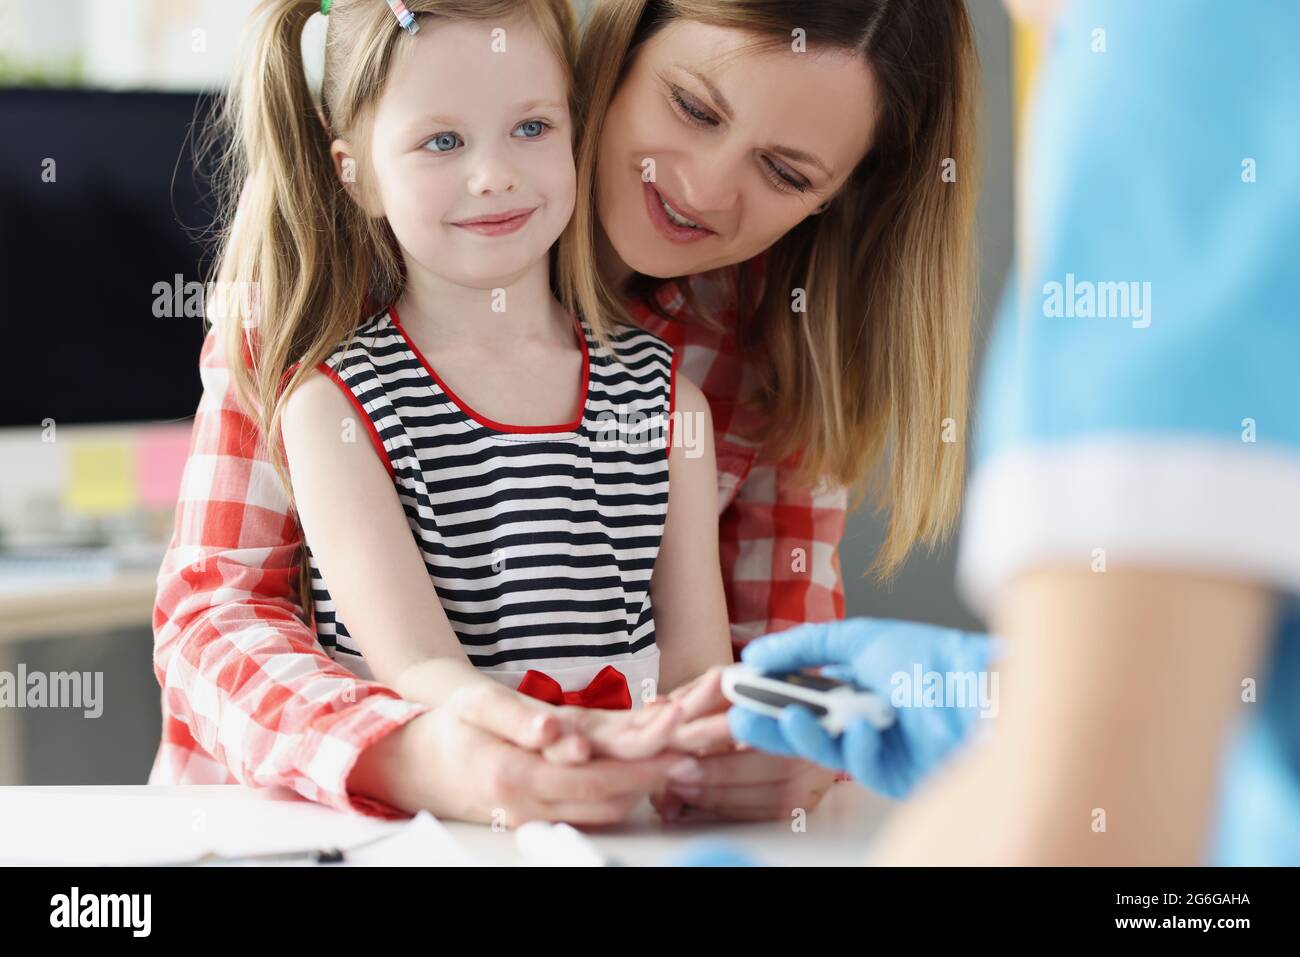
957 0 1300 863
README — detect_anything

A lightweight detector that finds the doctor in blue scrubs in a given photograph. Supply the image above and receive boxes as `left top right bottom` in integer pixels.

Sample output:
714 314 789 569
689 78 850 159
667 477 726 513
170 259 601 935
724 0 1300 864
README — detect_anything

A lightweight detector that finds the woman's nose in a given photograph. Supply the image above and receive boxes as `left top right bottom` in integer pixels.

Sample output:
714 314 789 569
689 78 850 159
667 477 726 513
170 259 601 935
673 157 741 221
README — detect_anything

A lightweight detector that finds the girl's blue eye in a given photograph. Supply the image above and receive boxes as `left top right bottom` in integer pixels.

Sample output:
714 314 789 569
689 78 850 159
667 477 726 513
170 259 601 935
425 132 462 153
513 119 550 139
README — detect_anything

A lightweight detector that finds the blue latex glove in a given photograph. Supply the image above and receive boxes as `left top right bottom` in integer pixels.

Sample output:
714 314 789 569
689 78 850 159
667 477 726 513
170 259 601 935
727 618 1000 799
664 839 759 867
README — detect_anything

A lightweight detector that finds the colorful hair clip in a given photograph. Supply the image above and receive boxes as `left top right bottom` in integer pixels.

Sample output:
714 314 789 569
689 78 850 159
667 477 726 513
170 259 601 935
320 0 331 14
386 0 420 34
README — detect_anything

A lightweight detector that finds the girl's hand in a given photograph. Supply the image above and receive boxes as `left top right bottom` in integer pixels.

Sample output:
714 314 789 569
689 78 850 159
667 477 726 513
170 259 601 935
650 667 839 822
552 699 685 761
349 681 701 826
659 666 735 754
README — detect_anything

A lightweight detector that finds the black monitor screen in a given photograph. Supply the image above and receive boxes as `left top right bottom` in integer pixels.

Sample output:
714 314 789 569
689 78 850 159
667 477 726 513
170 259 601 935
0 88 221 427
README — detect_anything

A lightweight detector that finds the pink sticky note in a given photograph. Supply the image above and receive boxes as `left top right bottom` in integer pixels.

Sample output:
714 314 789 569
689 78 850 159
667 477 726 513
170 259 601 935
136 424 193 508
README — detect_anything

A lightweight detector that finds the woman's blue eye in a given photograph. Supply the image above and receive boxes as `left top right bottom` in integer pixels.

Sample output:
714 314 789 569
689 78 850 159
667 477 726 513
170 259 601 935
513 119 549 138
425 132 462 153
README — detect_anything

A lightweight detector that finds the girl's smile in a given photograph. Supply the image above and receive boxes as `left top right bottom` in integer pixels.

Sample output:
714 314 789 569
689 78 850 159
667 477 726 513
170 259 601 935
450 206 537 237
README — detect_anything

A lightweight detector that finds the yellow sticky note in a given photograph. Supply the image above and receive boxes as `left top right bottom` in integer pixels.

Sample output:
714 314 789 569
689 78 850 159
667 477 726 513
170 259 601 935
65 441 137 516
1012 21 1042 149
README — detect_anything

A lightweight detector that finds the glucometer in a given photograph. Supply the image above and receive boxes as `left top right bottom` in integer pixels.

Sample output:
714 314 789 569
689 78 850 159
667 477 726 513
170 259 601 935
721 664 896 736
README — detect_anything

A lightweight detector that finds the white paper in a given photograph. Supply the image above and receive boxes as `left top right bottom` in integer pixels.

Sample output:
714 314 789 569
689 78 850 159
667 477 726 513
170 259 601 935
344 811 482 866
0 788 405 866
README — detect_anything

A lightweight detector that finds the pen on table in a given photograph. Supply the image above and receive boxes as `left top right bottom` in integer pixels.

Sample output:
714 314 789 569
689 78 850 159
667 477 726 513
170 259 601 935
130 846 348 867
183 847 347 866
164 820 417 866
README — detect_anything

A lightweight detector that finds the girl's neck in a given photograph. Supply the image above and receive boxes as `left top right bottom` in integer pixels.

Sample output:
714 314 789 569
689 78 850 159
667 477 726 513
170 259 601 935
396 256 572 350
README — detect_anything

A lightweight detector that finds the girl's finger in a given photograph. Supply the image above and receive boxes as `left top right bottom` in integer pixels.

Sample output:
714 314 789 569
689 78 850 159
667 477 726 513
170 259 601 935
667 712 735 755
541 732 592 765
583 703 683 759
673 667 728 721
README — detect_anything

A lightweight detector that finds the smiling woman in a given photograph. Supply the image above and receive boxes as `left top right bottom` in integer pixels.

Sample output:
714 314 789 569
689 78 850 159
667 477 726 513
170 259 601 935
562 1 981 572
596 21 875 274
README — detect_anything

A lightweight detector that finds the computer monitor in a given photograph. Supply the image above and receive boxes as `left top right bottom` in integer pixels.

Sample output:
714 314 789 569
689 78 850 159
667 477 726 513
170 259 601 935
0 88 221 427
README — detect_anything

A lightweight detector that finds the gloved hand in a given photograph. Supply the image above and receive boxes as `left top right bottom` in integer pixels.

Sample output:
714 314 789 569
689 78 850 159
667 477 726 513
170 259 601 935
727 618 1000 799
664 839 759 867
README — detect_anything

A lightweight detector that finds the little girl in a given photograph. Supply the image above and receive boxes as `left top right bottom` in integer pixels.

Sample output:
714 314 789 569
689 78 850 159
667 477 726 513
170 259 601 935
214 0 733 748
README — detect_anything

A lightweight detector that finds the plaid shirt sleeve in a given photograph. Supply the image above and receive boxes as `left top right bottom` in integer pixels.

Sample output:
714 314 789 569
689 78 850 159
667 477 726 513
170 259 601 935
719 461 848 653
149 327 429 818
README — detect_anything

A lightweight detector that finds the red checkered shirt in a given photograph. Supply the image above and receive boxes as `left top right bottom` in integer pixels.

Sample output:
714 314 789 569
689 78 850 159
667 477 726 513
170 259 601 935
150 266 848 817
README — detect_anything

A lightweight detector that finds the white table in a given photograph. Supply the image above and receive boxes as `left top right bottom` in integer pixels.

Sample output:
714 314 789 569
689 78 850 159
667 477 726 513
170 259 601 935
8 783 897 867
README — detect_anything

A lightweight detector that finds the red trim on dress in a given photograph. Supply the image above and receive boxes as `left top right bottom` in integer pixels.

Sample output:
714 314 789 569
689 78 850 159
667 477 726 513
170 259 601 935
387 304 590 434
315 361 398 480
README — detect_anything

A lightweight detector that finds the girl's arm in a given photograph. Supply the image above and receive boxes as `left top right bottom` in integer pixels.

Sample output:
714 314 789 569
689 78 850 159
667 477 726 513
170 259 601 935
282 369 686 759
151 332 429 818
651 375 735 694
280 369 497 706
869 566 1277 865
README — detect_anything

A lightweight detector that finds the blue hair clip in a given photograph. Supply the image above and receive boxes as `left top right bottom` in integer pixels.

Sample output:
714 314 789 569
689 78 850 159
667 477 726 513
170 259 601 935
386 0 420 34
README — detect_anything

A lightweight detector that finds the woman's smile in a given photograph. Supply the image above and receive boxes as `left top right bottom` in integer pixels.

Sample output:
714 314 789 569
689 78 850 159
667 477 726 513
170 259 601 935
643 180 715 243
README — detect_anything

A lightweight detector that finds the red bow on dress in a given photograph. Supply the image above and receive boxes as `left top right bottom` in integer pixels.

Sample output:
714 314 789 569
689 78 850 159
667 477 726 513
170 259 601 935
516 665 632 710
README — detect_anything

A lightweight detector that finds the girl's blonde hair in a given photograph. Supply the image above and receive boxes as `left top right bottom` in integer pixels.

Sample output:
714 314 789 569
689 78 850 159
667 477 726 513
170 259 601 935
207 0 578 490
559 0 980 576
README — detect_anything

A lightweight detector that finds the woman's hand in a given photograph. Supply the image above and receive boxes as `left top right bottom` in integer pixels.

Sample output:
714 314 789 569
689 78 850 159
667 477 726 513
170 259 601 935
348 681 702 826
650 668 838 822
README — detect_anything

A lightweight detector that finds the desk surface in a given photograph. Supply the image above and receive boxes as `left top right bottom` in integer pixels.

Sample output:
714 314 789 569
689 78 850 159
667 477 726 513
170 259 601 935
0 572 157 643
12 783 895 867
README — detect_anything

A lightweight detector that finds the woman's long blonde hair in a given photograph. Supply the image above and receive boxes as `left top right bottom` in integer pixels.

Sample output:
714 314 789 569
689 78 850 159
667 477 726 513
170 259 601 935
560 0 980 576
206 0 578 491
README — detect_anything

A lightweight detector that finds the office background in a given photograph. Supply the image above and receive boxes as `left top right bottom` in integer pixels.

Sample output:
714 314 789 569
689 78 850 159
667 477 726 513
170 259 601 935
0 0 1012 785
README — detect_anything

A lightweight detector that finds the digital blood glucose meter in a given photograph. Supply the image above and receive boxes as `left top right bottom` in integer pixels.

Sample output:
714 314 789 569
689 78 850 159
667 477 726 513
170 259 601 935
721 664 896 736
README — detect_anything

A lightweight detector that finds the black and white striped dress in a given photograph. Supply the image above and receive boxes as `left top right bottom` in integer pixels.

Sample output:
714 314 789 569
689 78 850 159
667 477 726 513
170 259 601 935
305 305 676 706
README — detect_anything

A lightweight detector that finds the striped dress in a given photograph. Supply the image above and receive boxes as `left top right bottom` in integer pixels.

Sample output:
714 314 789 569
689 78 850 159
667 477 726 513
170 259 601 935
304 305 676 708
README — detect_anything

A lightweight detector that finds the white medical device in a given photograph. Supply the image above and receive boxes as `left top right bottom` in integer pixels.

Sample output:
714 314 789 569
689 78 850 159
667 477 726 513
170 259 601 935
720 664 895 736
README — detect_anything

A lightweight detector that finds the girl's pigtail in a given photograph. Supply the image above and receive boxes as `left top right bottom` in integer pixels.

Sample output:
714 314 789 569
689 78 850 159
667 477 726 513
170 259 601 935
209 0 389 625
